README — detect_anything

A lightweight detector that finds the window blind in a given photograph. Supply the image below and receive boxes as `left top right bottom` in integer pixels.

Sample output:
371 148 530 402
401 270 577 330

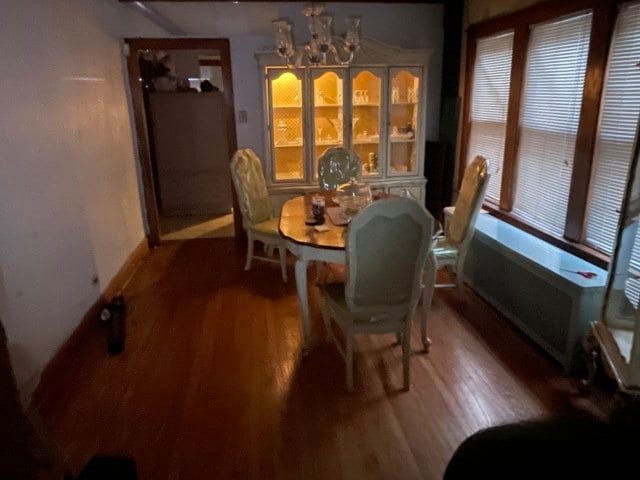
513 12 592 235
466 32 514 204
585 2 640 261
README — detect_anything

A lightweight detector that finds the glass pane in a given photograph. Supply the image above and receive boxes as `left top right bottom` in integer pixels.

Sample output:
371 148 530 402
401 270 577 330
313 71 344 177
351 70 382 176
271 71 304 181
603 129 640 368
467 32 514 204
389 70 419 175
513 12 592 234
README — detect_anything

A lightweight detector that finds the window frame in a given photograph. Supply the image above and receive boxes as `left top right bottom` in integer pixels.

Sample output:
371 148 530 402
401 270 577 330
460 0 621 268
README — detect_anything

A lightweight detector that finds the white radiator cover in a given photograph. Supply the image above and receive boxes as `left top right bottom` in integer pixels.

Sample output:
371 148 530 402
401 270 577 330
464 214 607 372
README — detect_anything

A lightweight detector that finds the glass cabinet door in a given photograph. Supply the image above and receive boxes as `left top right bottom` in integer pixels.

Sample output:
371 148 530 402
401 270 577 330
311 69 347 179
595 129 640 389
387 67 421 176
351 68 384 177
268 69 305 182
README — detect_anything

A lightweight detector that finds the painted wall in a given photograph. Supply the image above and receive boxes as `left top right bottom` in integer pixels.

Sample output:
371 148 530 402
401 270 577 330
126 2 445 157
464 0 546 25
0 0 159 398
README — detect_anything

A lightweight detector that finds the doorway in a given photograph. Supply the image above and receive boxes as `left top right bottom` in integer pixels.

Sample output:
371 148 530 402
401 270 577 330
125 38 242 245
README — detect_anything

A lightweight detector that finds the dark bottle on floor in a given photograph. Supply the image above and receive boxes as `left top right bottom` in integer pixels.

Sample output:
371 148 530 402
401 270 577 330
105 295 126 355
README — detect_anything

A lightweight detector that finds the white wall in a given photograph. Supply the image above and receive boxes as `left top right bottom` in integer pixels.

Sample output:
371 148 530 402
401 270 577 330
125 2 444 156
0 0 158 398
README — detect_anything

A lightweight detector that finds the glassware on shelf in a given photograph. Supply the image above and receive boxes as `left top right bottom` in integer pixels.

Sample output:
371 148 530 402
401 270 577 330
392 87 400 103
276 120 287 145
367 152 378 173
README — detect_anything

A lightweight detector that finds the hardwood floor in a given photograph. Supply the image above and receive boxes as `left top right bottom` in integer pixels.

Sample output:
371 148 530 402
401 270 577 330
32 238 607 479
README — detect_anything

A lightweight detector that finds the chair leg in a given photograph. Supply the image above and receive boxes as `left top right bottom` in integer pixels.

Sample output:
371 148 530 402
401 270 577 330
244 232 254 271
279 244 287 282
346 331 354 392
402 321 411 391
421 253 437 352
455 253 467 297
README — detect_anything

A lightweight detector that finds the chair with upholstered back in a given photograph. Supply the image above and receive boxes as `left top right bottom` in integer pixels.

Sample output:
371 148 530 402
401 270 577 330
230 148 287 282
419 155 489 349
321 197 435 391
317 147 362 191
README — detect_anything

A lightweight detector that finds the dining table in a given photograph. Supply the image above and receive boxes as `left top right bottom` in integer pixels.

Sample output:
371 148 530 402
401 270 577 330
278 192 347 349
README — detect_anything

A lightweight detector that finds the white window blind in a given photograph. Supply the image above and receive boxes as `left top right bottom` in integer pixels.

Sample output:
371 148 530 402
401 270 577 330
513 12 592 235
467 32 514 204
585 1 640 259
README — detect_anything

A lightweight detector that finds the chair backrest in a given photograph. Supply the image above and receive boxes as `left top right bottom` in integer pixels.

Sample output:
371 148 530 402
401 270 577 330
344 197 434 318
448 155 490 245
318 147 362 191
230 148 273 226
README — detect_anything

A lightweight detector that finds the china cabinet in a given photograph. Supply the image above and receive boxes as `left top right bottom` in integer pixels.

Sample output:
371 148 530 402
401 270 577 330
256 38 430 211
590 117 640 394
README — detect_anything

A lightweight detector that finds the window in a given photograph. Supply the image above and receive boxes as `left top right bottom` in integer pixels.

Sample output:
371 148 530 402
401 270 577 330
466 32 514 204
463 0 640 266
513 12 592 236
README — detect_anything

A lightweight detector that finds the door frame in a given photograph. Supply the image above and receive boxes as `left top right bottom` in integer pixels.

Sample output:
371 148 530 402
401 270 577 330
125 37 241 245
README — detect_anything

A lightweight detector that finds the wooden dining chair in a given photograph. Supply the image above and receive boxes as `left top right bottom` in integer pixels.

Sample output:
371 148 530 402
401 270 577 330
420 155 490 350
230 148 287 282
321 197 435 391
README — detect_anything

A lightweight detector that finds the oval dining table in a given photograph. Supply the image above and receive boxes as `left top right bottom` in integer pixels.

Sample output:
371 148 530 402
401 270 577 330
278 193 346 349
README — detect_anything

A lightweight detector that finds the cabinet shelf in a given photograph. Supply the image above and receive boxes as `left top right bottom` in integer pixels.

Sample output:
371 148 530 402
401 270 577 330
390 137 415 143
391 102 417 106
352 103 380 107
274 143 303 148
314 104 342 108
273 104 302 109
353 138 380 145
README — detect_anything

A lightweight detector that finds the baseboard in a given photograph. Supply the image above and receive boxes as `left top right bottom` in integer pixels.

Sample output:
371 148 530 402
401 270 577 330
102 238 151 301
30 237 151 406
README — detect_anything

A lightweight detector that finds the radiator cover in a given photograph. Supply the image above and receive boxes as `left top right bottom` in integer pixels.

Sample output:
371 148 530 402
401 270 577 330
464 214 607 373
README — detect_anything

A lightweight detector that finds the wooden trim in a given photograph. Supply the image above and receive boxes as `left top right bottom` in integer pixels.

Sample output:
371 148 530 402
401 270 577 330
125 44 161 245
124 38 242 240
31 238 152 405
102 238 151 301
500 26 528 211
457 31 477 188
199 59 222 67
564 1 617 241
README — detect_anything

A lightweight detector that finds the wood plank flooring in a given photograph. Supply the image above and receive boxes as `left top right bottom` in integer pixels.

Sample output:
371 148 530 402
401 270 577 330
32 238 606 479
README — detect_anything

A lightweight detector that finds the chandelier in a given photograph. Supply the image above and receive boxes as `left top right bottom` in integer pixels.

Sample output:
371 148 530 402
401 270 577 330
272 2 361 67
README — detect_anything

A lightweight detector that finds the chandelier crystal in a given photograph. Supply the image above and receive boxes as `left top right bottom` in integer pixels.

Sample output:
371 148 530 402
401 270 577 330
273 2 361 67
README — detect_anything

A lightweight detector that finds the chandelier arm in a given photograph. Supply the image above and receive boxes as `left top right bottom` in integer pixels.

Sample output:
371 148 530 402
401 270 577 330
328 42 356 65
